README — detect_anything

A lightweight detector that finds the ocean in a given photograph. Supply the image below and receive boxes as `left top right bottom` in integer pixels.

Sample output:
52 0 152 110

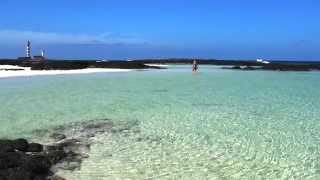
1 65 320 179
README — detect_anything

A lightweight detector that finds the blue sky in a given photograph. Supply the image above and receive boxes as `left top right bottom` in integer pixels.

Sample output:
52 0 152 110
0 0 319 60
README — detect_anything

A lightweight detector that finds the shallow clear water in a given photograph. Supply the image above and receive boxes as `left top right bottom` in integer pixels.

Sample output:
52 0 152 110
1 65 320 179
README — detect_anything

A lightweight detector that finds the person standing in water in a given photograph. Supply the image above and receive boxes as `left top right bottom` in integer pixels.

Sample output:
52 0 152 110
192 59 198 72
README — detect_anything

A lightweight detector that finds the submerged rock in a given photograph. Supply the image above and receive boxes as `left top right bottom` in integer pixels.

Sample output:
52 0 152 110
0 140 71 180
0 152 22 169
27 143 43 152
46 149 67 164
0 140 14 152
0 118 141 179
0 141 52 179
0 167 34 180
49 133 66 142
12 139 29 152
22 155 51 174
50 175 66 180
0 152 51 180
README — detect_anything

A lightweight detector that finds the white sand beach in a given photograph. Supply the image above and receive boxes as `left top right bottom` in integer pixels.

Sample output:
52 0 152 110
0 65 132 78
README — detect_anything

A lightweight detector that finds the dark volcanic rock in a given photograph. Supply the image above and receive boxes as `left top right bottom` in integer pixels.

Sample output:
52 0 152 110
83 121 113 130
24 60 160 70
0 119 141 179
0 152 22 169
224 63 320 71
45 145 64 152
0 140 14 152
23 155 51 174
0 167 34 180
3 58 320 71
46 149 67 164
0 150 53 180
12 139 29 152
0 131 89 179
27 143 43 152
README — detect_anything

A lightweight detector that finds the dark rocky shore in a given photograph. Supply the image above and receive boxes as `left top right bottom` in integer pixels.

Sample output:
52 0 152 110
0 119 139 180
1 58 320 71
139 59 320 71
0 138 62 180
223 63 320 71
25 61 162 70
0 59 163 70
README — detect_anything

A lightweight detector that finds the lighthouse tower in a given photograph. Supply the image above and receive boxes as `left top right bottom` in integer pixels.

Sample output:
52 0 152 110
26 40 31 58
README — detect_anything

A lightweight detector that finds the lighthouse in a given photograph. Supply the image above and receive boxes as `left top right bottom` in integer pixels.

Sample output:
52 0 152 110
18 41 46 62
26 40 31 58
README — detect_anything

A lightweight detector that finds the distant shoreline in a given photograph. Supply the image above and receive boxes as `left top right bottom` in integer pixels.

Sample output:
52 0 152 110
1 58 320 71
1 58 320 65
0 66 133 78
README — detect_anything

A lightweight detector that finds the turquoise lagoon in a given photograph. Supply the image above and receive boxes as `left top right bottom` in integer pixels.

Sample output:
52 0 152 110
1 65 320 179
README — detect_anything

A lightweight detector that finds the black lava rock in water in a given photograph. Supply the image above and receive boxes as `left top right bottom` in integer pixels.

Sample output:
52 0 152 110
0 152 23 169
1 167 34 180
23 155 51 174
27 143 43 152
0 139 59 180
0 140 14 152
12 139 29 152
46 150 67 164
45 145 64 152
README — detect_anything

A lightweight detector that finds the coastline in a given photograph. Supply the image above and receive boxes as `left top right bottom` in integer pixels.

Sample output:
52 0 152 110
0 65 133 78
1 58 320 72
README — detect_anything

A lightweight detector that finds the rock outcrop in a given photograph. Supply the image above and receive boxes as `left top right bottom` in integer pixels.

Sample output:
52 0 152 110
0 119 140 180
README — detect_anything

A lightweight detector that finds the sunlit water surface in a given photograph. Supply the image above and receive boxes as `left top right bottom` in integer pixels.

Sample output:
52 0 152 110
1 65 320 179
